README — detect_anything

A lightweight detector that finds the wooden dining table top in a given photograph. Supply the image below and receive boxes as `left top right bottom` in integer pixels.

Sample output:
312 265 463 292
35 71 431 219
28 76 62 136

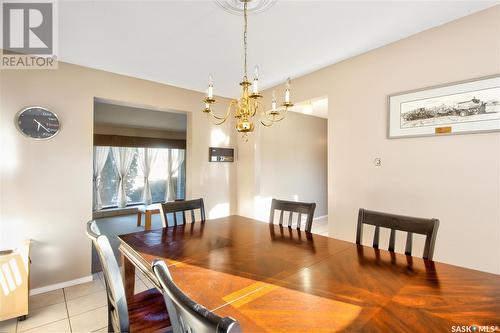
118 215 500 333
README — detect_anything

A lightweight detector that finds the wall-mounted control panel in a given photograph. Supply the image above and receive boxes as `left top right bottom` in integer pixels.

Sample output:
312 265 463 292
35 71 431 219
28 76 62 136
209 147 234 162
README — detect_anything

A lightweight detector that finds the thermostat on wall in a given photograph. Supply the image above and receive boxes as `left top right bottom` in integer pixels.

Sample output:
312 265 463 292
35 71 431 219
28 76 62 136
209 147 234 162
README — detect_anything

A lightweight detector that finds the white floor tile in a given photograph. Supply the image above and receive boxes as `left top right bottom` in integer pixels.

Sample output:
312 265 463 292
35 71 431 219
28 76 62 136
141 276 155 289
135 279 148 294
17 302 67 332
70 306 108 333
135 270 146 280
0 318 17 333
64 279 104 301
66 290 107 317
20 318 70 333
30 289 65 310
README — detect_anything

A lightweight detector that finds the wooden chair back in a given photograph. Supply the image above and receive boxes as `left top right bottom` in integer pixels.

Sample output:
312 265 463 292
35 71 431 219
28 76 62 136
160 198 206 227
152 260 241 333
86 221 129 332
269 199 316 232
356 208 439 260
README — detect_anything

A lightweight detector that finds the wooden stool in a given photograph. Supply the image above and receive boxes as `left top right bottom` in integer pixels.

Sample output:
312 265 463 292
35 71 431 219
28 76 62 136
136 204 161 230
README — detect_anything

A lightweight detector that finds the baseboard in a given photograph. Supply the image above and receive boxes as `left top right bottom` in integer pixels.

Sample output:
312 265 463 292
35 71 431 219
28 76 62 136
30 275 94 296
313 215 328 221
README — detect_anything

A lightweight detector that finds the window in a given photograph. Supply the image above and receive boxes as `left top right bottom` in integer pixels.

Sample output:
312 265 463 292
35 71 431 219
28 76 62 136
100 152 119 208
94 146 185 210
124 149 143 205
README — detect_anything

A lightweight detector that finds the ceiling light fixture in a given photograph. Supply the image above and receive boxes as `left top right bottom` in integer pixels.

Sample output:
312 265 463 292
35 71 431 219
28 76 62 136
203 0 293 141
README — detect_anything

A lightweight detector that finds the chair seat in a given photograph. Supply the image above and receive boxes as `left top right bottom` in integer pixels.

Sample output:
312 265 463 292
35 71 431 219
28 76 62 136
128 288 172 333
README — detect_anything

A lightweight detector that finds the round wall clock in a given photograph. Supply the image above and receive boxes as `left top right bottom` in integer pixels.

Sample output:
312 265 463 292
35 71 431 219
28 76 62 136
17 106 60 140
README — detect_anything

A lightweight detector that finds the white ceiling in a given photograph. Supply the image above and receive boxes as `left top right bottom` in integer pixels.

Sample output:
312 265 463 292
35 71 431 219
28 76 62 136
59 1 497 99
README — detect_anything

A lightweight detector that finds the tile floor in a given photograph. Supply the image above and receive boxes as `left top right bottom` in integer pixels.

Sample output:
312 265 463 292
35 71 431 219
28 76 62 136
0 270 154 333
0 216 329 333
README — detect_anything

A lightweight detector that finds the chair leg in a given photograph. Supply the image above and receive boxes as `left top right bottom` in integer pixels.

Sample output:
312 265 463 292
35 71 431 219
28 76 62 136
145 212 152 230
107 305 113 332
108 312 112 332
136 212 142 227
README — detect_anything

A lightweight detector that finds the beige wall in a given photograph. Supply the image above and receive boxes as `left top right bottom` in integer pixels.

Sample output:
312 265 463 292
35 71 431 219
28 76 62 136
0 62 236 289
238 112 328 222
255 6 500 274
1 5 499 293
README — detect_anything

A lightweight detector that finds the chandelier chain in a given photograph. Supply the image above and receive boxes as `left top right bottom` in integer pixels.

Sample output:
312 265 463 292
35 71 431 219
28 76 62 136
243 0 248 79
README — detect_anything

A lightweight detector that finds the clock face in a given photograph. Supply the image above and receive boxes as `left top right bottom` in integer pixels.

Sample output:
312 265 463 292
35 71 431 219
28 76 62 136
17 107 60 140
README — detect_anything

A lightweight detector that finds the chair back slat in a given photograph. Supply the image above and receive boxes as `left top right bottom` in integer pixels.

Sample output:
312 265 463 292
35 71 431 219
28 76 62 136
356 208 439 260
388 229 396 252
269 199 316 233
160 199 205 228
86 221 129 332
405 232 413 256
152 260 241 333
373 226 380 249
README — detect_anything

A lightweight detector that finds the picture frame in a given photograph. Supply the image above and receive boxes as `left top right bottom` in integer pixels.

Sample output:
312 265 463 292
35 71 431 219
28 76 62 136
388 75 500 138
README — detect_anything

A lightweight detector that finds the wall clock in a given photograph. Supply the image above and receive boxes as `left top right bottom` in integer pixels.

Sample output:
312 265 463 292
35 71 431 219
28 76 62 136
17 106 60 140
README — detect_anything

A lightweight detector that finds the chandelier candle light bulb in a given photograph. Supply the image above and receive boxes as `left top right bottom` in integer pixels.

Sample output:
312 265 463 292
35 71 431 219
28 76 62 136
272 90 277 111
252 66 259 95
201 0 293 138
284 77 291 104
207 74 214 99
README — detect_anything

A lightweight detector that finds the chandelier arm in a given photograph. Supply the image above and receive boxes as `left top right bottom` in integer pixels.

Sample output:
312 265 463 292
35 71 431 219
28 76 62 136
269 105 290 122
250 100 262 117
209 100 235 121
275 108 289 122
260 119 274 127
210 110 229 121
261 109 286 123
208 114 228 126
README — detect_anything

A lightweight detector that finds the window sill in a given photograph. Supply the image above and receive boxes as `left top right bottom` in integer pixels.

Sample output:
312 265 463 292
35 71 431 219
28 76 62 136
92 206 138 219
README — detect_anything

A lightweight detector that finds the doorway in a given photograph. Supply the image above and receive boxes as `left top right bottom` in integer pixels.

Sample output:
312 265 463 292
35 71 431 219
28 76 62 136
91 99 187 273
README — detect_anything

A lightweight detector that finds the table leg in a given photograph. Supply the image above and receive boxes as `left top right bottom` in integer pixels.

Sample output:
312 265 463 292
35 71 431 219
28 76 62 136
121 253 135 302
145 211 152 230
136 212 142 227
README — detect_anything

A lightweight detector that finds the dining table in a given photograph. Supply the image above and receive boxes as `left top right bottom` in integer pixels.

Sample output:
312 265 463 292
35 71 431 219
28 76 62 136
118 215 500 332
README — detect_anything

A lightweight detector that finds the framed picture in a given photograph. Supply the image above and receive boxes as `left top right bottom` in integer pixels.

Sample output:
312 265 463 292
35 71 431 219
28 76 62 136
388 75 500 138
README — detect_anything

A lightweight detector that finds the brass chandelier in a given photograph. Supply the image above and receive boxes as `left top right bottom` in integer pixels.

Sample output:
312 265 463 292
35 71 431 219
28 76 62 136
203 0 293 139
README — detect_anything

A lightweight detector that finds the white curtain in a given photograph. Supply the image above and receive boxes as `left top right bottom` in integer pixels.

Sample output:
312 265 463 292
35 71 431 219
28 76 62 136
93 146 110 211
112 147 134 208
165 149 185 202
139 148 158 205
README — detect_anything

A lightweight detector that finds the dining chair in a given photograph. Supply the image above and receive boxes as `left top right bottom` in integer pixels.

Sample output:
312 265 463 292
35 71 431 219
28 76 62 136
152 259 241 333
86 221 171 333
269 199 316 232
160 198 205 227
356 208 440 260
